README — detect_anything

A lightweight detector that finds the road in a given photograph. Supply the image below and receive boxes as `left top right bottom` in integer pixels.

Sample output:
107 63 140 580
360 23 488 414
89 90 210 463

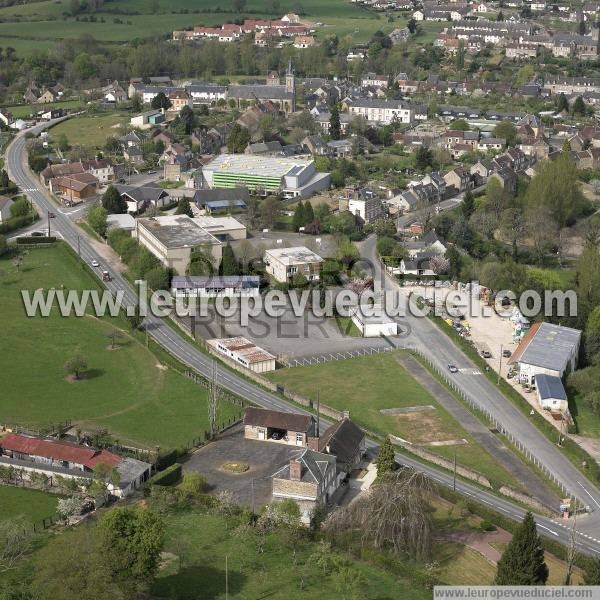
6 120 600 555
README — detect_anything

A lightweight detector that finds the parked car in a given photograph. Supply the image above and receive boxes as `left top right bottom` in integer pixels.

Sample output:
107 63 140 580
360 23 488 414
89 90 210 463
502 349 512 358
31 231 45 237
482 350 492 358
271 431 282 440
102 271 111 282
448 364 458 373
91 260 100 268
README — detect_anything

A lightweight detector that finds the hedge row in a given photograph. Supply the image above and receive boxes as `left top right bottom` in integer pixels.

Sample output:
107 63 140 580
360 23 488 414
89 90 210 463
0 213 37 234
148 463 182 487
16 236 56 245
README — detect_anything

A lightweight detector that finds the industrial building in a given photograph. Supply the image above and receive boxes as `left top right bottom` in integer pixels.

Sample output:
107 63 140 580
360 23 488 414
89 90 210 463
202 154 330 198
210 337 276 373
171 275 260 298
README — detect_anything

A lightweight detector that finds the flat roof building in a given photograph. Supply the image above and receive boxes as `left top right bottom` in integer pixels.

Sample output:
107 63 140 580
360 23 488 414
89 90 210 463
264 246 324 283
202 154 330 198
172 275 260 298
135 215 222 276
192 216 247 241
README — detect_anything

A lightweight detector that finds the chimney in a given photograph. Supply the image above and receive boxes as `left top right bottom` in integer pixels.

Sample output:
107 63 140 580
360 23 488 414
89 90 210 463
289 459 302 481
307 436 320 451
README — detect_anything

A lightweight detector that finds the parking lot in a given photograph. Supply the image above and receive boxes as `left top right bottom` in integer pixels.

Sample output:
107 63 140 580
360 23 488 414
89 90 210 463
182 424 299 509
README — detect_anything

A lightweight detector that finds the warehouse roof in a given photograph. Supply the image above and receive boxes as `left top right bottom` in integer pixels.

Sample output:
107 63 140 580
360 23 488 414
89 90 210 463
137 215 220 249
535 374 567 401
265 246 323 265
205 154 313 179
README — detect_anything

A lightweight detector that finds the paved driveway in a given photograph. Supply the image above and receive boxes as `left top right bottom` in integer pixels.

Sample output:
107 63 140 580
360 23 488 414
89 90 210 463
182 424 298 509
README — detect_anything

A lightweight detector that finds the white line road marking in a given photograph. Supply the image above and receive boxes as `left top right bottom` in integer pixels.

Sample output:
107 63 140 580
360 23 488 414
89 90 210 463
578 481 600 510
538 524 559 537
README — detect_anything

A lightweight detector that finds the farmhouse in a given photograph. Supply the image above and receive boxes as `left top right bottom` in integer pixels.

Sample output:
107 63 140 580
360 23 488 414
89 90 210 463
244 407 317 446
135 215 222 276
172 275 260 298
319 417 366 476
0 434 151 498
212 337 276 373
264 246 324 284
508 322 582 385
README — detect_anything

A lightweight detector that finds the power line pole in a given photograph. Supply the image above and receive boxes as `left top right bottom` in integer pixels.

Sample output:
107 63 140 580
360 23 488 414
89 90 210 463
453 450 457 491
225 555 229 600
498 344 503 385
209 361 219 439
316 390 320 438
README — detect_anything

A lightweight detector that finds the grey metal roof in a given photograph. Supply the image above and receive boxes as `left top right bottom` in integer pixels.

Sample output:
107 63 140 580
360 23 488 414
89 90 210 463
172 275 259 289
535 374 567 401
519 322 581 372
228 84 293 100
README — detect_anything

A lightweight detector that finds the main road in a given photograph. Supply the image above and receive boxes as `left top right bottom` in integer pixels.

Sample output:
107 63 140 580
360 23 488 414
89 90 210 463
6 121 600 555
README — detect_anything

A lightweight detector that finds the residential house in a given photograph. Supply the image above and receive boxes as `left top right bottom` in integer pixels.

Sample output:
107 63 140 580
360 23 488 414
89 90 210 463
318 417 366 476
272 449 338 524
0 110 13 127
443 166 472 194
399 253 436 276
345 98 414 124
168 90 193 113
50 173 98 203
115 184 171 213
346 188 385 223
489 167 517 194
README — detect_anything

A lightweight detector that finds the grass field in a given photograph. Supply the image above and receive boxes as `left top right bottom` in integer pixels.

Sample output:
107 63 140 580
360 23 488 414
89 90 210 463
6 99 85 119
0 0 397 51
0 486 58 524
48 112 130 149
569 394 600 438
266 352 520 488
152 510 430 599
0 243 239 449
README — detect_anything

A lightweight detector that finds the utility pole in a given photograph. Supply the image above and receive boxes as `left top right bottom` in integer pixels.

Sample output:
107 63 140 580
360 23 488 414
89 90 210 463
77 234 80 257
498 344 503 385
453 450 457 491
565 497 577 585
316 390 320 438
225 555 229 600
209 361 219 439
251 478 254 515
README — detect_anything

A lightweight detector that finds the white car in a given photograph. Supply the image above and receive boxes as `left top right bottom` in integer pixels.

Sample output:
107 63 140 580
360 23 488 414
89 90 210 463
448 364 458 373
91 260 100 268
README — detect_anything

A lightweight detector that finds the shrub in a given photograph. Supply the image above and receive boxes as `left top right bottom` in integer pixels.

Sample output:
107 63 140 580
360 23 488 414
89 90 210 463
148 463 182 487
480 519 496 532
16 236 56 245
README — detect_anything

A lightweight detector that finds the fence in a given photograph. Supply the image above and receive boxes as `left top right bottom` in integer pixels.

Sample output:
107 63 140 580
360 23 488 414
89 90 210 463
2 419 72 439
411 348 572 500
285 345 394 367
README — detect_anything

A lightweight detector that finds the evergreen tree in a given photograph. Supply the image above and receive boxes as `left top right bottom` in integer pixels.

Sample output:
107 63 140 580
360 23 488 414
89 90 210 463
497 10 504 20
573 96 586 116
495 512 549 585
175 197 193 217
556 93 569 114
292 201 306 231
151 91 172 110
219 243 238 276
102 185 127 214
376 437 397 478
304 201 315 225
330 103 341 141
461 190 475 218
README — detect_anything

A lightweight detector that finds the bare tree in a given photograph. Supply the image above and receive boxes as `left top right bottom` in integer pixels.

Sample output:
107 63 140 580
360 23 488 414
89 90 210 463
208 361 220 439
106 328 124 350
0 517 34 572
325 468 433 560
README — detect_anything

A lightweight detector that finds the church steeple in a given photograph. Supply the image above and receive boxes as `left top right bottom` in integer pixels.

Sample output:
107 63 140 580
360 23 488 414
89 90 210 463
285 59 295 93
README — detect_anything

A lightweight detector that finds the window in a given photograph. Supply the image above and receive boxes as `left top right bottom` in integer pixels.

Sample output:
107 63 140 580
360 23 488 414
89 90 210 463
296 433 303 445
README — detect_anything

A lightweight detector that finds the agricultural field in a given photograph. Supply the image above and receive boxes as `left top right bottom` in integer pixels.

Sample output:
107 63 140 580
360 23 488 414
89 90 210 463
267 352 521 489
5 99 85 119
0 243 239 449
48 112 130 149
0 486 58 524
0 0 400 51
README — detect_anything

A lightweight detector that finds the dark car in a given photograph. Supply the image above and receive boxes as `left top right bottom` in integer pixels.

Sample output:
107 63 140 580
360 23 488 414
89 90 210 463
270 431 282 440
502 349 512 358
482 350 492 359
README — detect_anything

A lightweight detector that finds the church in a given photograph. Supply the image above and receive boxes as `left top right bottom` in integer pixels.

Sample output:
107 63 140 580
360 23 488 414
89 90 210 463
227 61 296 114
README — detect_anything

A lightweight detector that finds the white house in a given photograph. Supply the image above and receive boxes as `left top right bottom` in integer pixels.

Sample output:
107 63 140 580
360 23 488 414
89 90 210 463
508 322 582 385
350 305 398 337
264 246 324 283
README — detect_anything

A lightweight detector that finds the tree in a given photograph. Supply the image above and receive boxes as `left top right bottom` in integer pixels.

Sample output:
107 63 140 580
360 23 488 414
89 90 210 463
304 201 315 225
260 195 280 228
10 197 30 218
0 517 33 573
57 133 70 152
179 105 195 134
495 512 548 585
64 354 87 380
98 507 164 590
33 526 125 600
130 93 143 113
106 328 124 350
430 255 450 275
461 189 475 218
330 103 341 141
87 205 108 237
572 95 586 116
376 437 396 478
494 121 517 147
407 17 417 33
232 0 246 11
175 197 193 217
415 146 434 170
292 200 306 231
497 9 504 20
219 243 238 276
584 558 600 584
0 234 6 257
102 185 127 214
556 92 569 114
227 123 251 153
449 118 469 131
150 91 171 111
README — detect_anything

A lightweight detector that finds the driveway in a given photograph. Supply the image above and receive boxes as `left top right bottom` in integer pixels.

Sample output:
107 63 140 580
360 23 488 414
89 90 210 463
182 424 299 510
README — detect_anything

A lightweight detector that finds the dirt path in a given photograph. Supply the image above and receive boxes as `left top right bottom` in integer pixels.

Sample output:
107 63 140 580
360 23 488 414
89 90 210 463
435 528 512 564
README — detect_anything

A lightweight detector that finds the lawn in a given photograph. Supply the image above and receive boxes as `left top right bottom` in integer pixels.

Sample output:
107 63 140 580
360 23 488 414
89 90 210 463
332 315 361 337
435 542 496 585
266 352 520 489
152 510 431 599
0 486 58 524
6 99 84 119
0 243 239 449
569 394 600 438
48 112 130 149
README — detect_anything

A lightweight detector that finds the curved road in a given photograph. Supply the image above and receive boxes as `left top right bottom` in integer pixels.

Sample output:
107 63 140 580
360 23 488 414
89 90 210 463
6 121 600 555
